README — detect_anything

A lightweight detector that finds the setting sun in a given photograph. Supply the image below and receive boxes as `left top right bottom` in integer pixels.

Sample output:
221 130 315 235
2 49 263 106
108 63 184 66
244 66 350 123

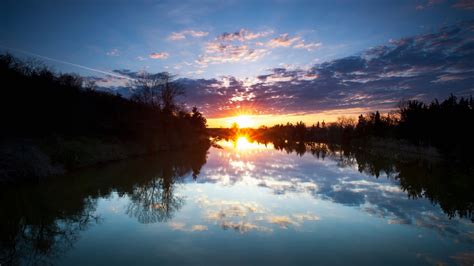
232 115 255 128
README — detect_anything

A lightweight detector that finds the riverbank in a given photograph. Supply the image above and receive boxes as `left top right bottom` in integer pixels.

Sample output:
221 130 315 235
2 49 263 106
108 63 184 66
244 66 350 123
352 137 441 161
0 136 210 184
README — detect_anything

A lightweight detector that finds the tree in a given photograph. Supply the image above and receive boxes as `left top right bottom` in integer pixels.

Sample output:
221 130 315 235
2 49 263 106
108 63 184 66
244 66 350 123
130 72 163 108
130 72 183 113
191 106 207 131
160 74 184 115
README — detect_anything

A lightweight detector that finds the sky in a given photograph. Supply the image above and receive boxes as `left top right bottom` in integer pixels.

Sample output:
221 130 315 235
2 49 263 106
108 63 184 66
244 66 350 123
1 0 474 127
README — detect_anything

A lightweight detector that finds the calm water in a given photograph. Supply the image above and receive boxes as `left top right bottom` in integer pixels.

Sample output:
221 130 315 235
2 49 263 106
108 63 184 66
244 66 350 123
1 138 473 265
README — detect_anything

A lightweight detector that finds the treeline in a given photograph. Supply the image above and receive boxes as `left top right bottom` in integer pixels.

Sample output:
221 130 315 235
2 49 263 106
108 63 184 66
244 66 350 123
0 53 207 141
0 53 209 182
214 95 473 160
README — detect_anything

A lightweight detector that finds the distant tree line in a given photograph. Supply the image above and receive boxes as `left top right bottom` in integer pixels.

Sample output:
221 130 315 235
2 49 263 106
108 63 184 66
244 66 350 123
213 95 473 161
0 53 207 145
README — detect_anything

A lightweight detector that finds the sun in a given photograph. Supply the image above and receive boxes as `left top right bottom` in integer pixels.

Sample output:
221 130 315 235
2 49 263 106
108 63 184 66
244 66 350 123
232 115 255 128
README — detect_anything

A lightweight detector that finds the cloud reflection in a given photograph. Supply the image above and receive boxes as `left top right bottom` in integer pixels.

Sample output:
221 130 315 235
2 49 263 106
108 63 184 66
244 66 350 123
194 195 320 234
194 139 473 243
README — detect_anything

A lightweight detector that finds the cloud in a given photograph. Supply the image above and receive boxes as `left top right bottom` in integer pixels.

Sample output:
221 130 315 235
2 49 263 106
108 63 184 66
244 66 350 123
197 196 272 233
178 20 474 118
194 29 310 67
169 222 208 232
217 29 273 42
219 221 272 233
106 48 119 56
292 213 320 222
453 0 474 10
267 34 301 48
93 21 474 120
195 195 319 233
190 225 208 231
112 69 144 79
293 40 322 51
168 30 209 41
197 43 268 65
266 215 298 228
194 137 473 244
149 52 169 59
266 214 319 228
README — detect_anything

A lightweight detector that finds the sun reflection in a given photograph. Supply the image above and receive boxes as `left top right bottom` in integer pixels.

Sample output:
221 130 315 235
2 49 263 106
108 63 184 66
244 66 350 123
235 136 253 150
217 136 273 152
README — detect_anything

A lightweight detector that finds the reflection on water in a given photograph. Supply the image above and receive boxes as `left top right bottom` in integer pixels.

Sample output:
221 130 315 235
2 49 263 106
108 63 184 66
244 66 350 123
1 138 473 265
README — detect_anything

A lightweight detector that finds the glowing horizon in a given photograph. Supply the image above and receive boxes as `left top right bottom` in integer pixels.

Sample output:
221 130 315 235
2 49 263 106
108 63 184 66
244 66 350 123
206 107 394 128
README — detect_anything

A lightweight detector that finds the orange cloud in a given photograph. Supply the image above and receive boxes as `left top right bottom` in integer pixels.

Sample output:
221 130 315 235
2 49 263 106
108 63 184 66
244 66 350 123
267 34 301 48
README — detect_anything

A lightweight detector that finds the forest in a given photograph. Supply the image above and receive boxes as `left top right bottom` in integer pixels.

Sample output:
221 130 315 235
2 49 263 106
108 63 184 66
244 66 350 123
0 53 210 182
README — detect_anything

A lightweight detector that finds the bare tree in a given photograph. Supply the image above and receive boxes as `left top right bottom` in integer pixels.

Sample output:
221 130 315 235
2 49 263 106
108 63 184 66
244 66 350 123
130 72 164 108
130 72 184 113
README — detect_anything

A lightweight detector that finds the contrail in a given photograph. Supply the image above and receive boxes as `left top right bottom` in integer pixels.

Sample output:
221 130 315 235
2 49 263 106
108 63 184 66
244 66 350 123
0 45 134 80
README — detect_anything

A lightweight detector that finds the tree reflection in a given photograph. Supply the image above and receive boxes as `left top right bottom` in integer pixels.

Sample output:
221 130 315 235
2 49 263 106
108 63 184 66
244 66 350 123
245 137 474 222
126 174 183 224
0 141 210 265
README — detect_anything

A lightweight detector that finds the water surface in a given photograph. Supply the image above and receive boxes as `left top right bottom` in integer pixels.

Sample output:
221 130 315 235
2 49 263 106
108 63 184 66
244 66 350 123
1 138 473 265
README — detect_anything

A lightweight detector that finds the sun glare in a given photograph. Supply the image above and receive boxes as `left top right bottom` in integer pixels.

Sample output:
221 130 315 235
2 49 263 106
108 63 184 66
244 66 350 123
235 136 255 150
232 115 255 128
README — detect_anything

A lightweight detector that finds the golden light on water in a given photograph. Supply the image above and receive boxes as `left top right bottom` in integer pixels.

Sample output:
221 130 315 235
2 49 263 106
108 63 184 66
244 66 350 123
235 136 252 150
233 136 272 151
217 135 273 152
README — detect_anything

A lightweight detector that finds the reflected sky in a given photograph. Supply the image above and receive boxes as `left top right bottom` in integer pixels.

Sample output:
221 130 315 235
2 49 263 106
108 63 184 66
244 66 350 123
2 138 473 265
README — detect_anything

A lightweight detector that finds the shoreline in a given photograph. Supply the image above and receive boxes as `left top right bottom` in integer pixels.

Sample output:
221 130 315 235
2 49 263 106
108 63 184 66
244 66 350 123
0 136 210 184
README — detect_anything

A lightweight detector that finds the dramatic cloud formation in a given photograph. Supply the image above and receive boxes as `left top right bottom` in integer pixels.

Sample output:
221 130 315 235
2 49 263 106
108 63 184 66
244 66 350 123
179 21 474 117
149 52 169 59
168 30 209 40
94 21 474 119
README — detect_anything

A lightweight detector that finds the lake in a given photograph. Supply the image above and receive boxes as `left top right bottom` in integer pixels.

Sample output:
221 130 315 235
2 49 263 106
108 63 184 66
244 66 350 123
1 137 473 265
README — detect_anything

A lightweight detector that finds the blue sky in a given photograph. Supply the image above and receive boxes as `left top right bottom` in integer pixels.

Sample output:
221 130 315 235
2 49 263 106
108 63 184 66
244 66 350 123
2 0 472 78
1 0 474 125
